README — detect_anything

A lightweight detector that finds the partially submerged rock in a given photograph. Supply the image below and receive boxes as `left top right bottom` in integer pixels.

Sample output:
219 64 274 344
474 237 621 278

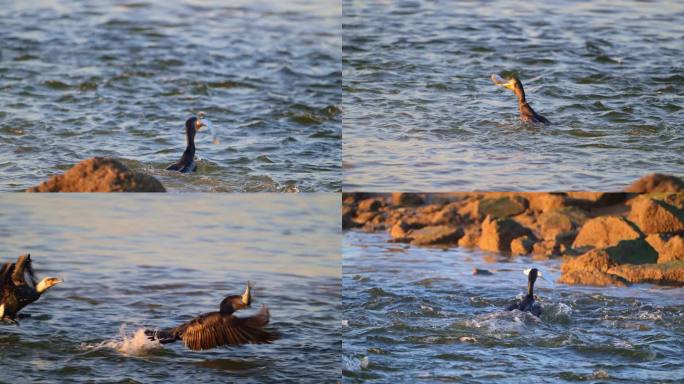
479 216 533 252
27 157 165 192
608 261 684 286
409 225 463 246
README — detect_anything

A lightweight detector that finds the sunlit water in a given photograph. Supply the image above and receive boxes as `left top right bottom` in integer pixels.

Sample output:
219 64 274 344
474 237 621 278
0 0 341 192
343 232 684 383
343 0 684 191
0 194 341 383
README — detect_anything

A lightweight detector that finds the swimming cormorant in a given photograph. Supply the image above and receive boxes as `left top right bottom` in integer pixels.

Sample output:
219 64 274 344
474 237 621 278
0 254 63 325
506 268 542 317
491 74 551 125
165 115 209 173
145 282 278 351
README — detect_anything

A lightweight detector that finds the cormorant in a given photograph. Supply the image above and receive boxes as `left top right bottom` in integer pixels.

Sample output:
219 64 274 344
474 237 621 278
0 254 63 325
145 282 278 351
506 268 542 317
491 74 551 125
166 114 211 173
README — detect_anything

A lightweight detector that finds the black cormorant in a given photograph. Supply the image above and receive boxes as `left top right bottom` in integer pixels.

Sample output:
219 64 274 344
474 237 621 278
166 115 210 173
491 74 551 125
145 282 278 351
0 254 63 325
506 268 542 317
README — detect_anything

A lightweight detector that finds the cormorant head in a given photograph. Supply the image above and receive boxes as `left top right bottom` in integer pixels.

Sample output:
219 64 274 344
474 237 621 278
491 74 526 100
219 281 253 314
527 268 538 284
36 277 63 294
185 116 207 138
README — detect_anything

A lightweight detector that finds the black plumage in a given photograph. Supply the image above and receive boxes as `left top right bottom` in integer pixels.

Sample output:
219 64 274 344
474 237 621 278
506 268 542 317
492 75 550 125
166 116 206 173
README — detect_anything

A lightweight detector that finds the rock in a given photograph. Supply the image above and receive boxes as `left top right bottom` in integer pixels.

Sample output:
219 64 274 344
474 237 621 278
391 193 424 207
457 199 481 222
342 205 359 230
628 197 684 234
358 198 384 213
559 249 629 286
561 249 616 274
478 196 528 219
389 221 411 242
558 270 628 287
538 208 587 240
27 157 165 192
472 268 493 276
607 261 684 285
646 234 684 264
429 203 462 226
625 173 684 193
566 192 627 206
479 216 533 252
409 225 464 246
527 193 567 213
458 226 480 248
604 238 658 265
353 212 377 226
572 216 641 250
510 236 534 256
532 240 558 257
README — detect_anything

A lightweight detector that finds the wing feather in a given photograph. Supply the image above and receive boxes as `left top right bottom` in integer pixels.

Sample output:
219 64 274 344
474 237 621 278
179 305 277 351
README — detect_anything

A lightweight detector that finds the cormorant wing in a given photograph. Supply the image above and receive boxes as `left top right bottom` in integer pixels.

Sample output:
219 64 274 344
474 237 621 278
180 305 276 351
0 262 12 296
12 255 36 288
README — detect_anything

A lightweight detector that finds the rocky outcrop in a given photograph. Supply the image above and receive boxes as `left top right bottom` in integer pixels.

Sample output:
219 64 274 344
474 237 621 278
572 216 641 250
647 234 684 264
625 173 684 193
27 157 165 192
628 197 684 235
608 261 684 286
479 216 533 252
409 225 463 246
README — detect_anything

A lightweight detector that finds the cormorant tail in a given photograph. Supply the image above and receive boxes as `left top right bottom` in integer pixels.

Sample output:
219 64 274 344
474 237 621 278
144 328 179 344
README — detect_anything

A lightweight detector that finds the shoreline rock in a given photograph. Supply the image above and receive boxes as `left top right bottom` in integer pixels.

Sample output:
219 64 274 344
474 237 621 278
27 157 166 192
342 174 684 287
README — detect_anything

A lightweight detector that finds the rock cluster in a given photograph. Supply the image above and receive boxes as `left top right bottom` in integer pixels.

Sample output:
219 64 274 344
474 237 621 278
27 157 166 192
342 174 684 287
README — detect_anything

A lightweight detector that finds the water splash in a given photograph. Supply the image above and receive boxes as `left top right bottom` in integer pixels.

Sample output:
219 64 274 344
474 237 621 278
82 324 160 356
342 355 369 372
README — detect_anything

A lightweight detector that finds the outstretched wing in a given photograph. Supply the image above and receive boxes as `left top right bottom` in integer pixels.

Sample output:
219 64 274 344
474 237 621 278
0 262 13 300
12 254 36 287
180 305 277 351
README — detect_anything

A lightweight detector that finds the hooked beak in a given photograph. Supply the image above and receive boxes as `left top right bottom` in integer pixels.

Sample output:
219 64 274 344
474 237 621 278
241 281 253 305
491 74 516 90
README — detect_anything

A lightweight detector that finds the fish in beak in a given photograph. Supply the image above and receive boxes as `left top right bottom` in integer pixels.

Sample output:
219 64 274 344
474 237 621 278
491 73 516 90
241 281 253 306
197 111 220 144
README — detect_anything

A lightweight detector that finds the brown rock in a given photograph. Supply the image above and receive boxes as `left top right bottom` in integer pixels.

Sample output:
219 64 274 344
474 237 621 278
342 205 359 230
527 193 567 213
458 226 480 248
647 234 684 264
510 236 534 256
625 173 684 193
628 197 684 234
538 208 586 240
604 238 658 265
561 249 616 274
358 198 384 212
608 261 684 286
532 240 558 257
353 211 377 226
479 216 533 252
572 216 641 250
409 225 464 246
27 157 165 192
558 270 628 286
389 221 411 241
429 203 462 226
478 196 528 219
392 193 424 207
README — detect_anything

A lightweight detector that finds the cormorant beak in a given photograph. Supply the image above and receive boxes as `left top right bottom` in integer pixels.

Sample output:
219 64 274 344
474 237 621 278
491 74 516 90
241 281 253 306
0 304 4 318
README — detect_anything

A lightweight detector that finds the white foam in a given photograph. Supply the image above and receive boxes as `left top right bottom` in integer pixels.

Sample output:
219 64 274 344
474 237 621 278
82 324 160 356
342 355 369 372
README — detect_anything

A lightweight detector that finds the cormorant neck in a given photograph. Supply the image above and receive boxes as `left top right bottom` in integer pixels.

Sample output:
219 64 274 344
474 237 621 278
527 278 535 297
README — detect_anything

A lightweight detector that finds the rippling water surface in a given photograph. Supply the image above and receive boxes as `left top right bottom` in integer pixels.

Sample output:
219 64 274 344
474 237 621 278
0 194 340 383
343 232 684 383
343 0 684 191
0 0 341 192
